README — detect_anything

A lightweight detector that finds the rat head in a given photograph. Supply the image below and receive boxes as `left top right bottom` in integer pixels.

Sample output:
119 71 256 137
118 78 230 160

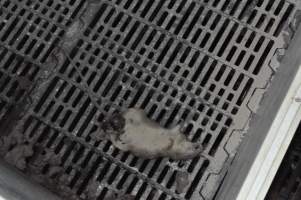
102 112 126 134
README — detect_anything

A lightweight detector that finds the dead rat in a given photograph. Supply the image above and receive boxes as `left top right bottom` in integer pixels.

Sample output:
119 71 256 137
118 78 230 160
92 108 203 160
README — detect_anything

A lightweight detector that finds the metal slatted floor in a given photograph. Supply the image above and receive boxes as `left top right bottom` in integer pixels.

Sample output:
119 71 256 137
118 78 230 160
0 0 300 199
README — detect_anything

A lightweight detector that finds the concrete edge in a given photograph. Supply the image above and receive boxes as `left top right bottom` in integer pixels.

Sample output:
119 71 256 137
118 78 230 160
216 25 301 200
239 66 301 200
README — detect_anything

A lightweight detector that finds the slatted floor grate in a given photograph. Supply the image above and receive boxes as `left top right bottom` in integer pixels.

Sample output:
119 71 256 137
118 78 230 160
0 0 300 200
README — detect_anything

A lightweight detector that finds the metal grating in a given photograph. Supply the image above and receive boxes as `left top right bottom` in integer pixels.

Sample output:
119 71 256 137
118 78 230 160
0 0 300 200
